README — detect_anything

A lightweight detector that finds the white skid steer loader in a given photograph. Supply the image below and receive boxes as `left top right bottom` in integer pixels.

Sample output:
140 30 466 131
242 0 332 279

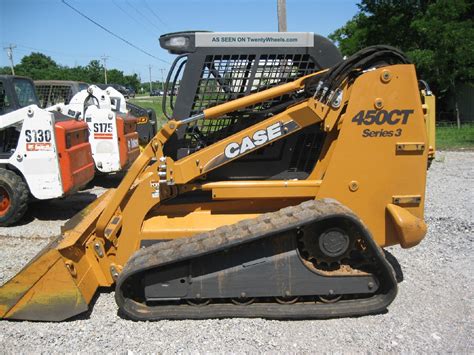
48 85 140 174
0 75 95 226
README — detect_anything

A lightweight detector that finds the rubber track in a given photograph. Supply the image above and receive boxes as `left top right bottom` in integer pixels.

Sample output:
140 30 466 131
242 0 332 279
116 199 397 320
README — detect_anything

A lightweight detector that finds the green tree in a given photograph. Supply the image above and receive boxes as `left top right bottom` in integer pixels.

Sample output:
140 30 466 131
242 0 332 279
5 52 142 93
65 65 90 82
0 66 12 75
14 52 61 79
329 0 474 123
122 73 140 92
85 60 104 83
106 69 123 84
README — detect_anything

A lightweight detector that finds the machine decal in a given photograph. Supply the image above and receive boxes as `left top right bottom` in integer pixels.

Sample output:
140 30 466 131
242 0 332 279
25 129 52 143
93 123 113 133
224 122 283 159
351 109 414 126
94 133 113 139
25 129 53 151
362 128 402 138
352 109 414 138
26 142 52 151
93 123 114 139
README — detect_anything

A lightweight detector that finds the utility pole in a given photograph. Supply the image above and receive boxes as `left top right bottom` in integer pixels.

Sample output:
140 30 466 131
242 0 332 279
3 44 16 75
101 55 109 84
277 0 287 32
159 68 166 91
148 65 153 93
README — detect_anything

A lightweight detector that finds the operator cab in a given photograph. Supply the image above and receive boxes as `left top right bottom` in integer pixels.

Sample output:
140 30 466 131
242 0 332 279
0 76 41 158
159 31 342 180
0 75 39 115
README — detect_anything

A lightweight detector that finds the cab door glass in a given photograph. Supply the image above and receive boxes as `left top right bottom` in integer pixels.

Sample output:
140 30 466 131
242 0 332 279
0 81 12 114
13 78 39 107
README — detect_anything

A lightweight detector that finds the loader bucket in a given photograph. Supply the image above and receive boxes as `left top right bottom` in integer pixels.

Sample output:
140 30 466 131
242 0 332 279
0 190 114 321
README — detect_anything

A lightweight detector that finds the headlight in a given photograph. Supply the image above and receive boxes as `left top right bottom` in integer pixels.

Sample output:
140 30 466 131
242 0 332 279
166 36 189 49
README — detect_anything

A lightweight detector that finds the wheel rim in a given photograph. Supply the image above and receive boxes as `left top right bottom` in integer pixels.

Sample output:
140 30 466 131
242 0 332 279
0 187 10 217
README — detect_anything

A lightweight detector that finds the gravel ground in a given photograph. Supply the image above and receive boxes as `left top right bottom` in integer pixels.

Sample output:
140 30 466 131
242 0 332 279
0 151 472 353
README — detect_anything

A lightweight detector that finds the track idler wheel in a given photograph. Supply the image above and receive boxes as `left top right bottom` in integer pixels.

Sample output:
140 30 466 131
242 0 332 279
319 228 350 259
299 221 355 268
275 296 299 304
186 298 211 306
231 297 255 305
318 294 342 303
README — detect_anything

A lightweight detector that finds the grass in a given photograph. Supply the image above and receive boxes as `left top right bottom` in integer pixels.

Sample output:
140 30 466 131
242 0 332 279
436 123 474 150
129 96 169 128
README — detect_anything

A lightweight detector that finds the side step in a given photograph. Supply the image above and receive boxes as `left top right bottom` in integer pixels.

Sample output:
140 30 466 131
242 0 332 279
115 199 397 320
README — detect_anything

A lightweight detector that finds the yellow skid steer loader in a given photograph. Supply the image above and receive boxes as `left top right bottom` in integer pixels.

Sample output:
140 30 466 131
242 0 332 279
0 45 435 321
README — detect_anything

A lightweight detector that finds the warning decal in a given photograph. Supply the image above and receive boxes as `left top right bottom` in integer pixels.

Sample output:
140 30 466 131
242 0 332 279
26 143 53 151
94 133 113 139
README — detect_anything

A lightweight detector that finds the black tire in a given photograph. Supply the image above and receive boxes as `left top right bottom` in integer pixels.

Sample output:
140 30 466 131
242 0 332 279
0 168 29 226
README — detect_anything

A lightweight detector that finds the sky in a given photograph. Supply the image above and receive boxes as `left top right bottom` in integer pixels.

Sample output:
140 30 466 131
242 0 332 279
0 0 359 83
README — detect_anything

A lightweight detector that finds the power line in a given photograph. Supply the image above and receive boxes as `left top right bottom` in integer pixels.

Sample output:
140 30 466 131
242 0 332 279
11 43 148 66
125 0 162 33
15 44 97 59
112 0 159 37
2 40 166 78
143 0 168 29
61 0 169 64
10 44 160 73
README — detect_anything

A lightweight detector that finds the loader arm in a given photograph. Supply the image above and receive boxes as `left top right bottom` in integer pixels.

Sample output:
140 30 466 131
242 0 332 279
95 70 329 238
96 98 337 263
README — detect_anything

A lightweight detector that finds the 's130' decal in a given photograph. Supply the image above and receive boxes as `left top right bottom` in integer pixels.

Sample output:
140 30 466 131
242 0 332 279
25 129 52 143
